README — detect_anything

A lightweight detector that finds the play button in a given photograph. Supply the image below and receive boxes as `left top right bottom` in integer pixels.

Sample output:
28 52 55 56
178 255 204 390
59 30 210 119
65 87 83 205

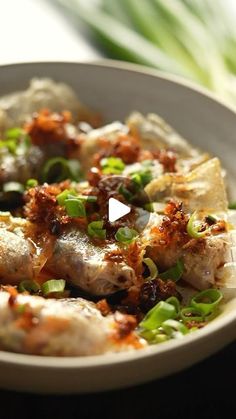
108 198 131 222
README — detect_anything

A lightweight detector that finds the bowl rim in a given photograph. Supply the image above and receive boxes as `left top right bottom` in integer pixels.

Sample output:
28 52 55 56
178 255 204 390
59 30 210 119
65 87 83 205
0 59 236 369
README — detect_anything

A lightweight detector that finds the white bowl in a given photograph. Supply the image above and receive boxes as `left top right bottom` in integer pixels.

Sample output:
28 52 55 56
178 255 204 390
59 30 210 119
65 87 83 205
0 60 236 394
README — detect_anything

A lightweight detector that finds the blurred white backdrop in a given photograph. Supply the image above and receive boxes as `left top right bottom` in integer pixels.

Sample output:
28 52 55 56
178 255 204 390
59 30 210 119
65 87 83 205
0 0 99 65
0 0 236 65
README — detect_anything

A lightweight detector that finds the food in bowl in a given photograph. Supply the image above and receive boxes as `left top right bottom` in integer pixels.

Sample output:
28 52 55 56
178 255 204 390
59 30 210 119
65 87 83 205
0 78 235 356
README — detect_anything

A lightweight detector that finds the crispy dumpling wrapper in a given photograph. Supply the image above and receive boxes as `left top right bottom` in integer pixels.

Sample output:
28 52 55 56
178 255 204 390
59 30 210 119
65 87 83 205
145 157 228 213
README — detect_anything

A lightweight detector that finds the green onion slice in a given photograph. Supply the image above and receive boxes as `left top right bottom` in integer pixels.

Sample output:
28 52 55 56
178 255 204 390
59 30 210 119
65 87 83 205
88 220 106 239
5 127 25 139
161 319 189 338
229 202 236 210
118 184 133 201
159 259 184 282
131 170 153 189
187 211 211 239
42 157 70 183
180 307 205 323
101 156 125 174
139 328 169 344
115 227 138 244
143 257 158 281
77 195 97 203
42 158 81 183
26 178 38 189
0 139 17 154
166 296 181 316
3 182 25 194
41 279 66 295
66 159 82 181
64 198 86 217
56 189 77 206
190 289 223 316
140 300 177 331
18 280 40 294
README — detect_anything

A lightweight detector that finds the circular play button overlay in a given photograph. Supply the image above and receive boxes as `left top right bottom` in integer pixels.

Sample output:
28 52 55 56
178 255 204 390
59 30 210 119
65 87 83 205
96 175 152 233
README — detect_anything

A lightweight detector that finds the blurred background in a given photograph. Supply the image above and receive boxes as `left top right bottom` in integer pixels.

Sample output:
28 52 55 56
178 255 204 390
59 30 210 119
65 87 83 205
2 0 236 104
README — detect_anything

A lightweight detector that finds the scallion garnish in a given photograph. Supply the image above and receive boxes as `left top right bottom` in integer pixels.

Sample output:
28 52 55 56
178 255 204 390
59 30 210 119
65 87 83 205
159 259 184 282
66 159 82 181
143 257 158 281
56 189 77 206
101 156 125 174
187 211 211 239
115 227 138 244
5 127 25 139
206 214 218 224
180 307 205 323
64 198 86 217
140 300 177 331
161 319 189 338
41 279 66 296
144 202 154 212
118 184 133 201
42 157 81 183
131 170 153 189
18 280 40 294
229 202 236 210
1 128 31 155
191 289 223 316
166 296 181 316
26 178 38 189
3 182 24 194
87 220 106 239
77 195 97 203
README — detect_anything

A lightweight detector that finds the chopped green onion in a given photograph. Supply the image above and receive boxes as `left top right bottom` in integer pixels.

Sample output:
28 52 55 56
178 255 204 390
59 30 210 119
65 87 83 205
191 289 223 316
229 202 236 210
140 300 176 330
41 279 66 295
5 127 24 139
77 195 97 203
180 307 205 323
26 178 38 189
144 202 154 212
88 220 106 239
3 128 31 154
206 214 218 223
166 296 181 316
42 158 81 183
187 211 211 239
159 259 184 282
42 157 70 183
139 328 169 343
56 189 77 206
115 227 138 244
131 170 153 188
18 280 40 294
64 198 86 217
3 182 24 194
143 257 158 281
101 156 125 174
0 139 17 154
118 184 133 201
66 159 82 181
161 319 189 338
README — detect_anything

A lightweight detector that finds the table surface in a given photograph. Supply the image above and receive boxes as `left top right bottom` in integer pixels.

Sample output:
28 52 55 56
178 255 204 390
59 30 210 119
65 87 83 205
0 0 235 415
0 340 235 418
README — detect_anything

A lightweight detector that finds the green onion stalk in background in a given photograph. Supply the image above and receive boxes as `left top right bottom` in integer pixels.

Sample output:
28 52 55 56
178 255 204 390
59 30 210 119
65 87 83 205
54 0 236 105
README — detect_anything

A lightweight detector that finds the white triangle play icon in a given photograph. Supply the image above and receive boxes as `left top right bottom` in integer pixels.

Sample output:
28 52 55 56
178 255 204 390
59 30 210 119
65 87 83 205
108 198 131 222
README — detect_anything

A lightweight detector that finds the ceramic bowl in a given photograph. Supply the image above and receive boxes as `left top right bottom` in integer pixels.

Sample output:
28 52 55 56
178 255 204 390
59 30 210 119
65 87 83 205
0 60 236 394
